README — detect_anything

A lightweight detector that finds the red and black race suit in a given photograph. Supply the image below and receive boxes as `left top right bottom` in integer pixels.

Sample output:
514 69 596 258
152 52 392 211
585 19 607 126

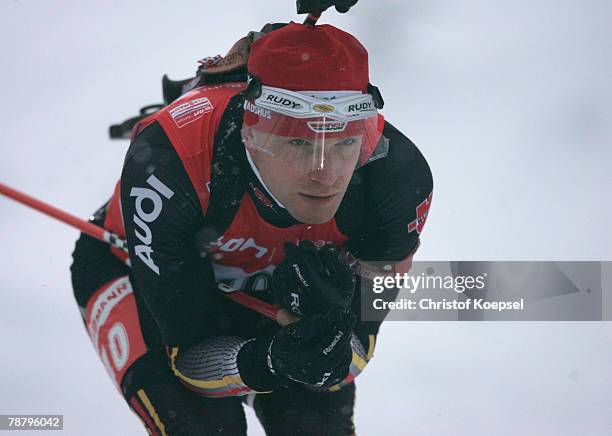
71 82 432 433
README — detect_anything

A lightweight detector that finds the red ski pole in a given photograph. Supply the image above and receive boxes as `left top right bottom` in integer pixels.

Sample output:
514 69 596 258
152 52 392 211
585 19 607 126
0 181 128 252
0 181 283 322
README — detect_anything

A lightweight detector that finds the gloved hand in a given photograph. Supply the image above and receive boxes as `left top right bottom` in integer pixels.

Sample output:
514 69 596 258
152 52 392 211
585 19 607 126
273 241 356 317
238 308 355 390
270 308 354 387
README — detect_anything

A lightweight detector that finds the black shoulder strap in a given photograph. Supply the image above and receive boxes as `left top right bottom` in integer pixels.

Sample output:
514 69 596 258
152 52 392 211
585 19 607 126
194 93 247 253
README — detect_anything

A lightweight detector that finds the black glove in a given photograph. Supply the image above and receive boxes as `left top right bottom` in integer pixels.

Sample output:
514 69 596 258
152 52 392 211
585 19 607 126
273 241 356 317
238 309 355 390
271 309 354 387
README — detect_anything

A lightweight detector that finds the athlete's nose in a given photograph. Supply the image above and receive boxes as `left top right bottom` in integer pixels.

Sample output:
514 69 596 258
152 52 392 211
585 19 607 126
308 142 340 185
308 163 339 186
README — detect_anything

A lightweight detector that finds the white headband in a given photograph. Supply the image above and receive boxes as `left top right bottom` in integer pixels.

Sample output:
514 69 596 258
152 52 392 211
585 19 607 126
253 85 378 121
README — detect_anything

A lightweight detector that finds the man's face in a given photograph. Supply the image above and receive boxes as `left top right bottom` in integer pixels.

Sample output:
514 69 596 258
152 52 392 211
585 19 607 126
243 128 362 224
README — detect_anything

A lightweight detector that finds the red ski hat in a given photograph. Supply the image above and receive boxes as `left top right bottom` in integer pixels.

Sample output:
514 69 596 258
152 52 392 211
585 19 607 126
248 22 370 92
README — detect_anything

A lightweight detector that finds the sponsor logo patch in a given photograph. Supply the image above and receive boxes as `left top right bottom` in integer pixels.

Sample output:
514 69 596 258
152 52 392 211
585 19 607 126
169 97 213 128
87 277 133 346
290 292 301 314
323 330 344 355
129 175 175 274
313 104 335 113
307 120 347 133
265 93 302 109
249 182 275 208
244 101 272 119
347 102 373 113
407 191 433 235
209 235 269 259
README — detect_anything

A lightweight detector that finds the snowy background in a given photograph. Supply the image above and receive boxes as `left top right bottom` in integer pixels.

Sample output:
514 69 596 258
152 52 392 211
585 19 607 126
1 0 611 434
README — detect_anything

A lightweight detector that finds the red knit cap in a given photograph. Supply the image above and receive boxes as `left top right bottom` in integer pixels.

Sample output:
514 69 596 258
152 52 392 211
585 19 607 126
248 23 369 92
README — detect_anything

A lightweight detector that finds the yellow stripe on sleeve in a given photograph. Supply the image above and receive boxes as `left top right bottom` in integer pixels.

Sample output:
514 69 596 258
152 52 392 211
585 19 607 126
137 389 168 436
352 350 368 371
366 335 376 361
